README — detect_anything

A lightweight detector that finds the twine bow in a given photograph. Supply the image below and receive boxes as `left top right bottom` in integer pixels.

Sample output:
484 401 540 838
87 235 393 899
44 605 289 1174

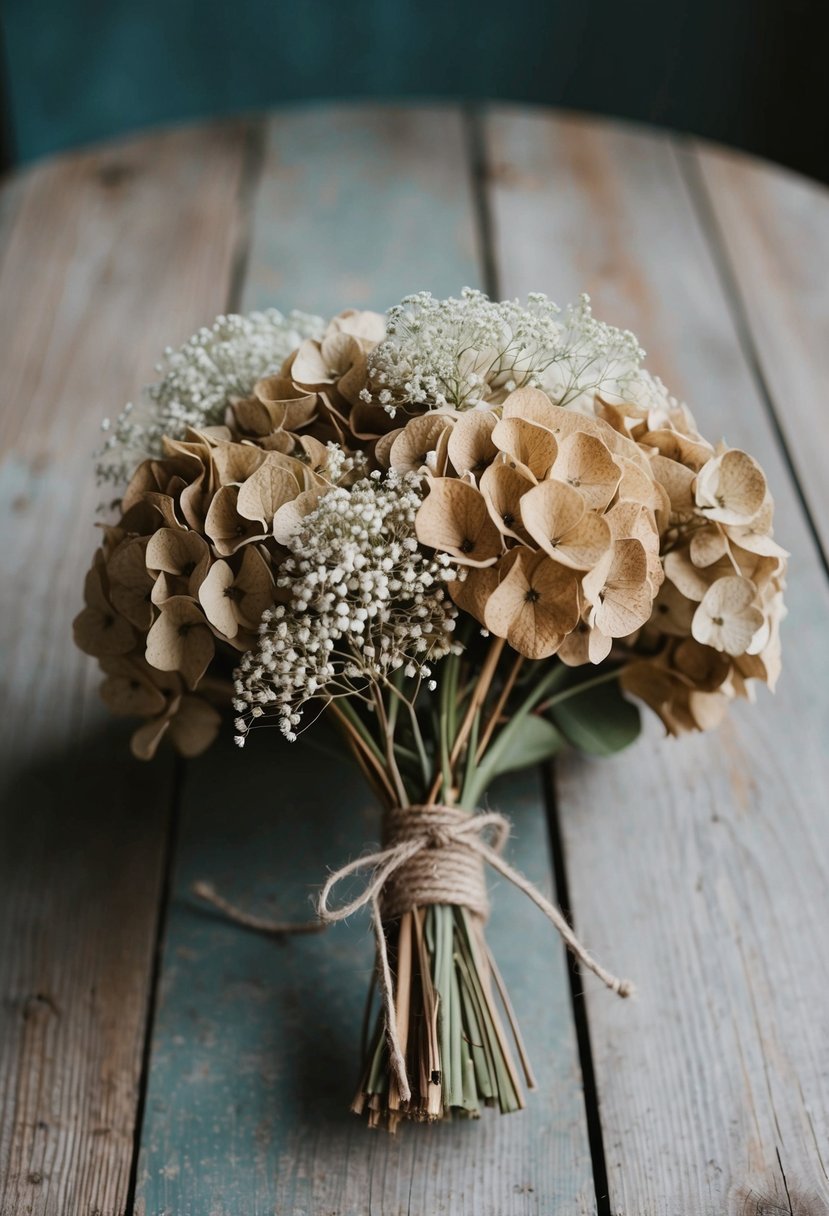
317 804 632 1105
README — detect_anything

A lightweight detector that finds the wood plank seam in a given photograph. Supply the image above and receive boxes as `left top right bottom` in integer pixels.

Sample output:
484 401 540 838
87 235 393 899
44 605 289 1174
677 141 829 583
542 765 613 1216
123 759 185 1216
463 104 501 300
225 120 268 315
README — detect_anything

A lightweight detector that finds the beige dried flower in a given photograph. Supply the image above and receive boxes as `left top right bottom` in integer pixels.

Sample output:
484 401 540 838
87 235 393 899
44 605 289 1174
521 479 611 570
131 687 222 760
491 417 558 479
583 539 654 638
76 398 359 758
691 575 765 656
145 596 216 688
695 449 767 525
484 548 581 659
446 411 498 477
549 432 622 511
73 558 136 658
198 546 273 641
416 478 503 567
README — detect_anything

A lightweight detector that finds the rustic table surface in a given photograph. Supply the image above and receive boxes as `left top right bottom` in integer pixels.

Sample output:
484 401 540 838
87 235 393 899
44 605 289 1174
1 103 828 1216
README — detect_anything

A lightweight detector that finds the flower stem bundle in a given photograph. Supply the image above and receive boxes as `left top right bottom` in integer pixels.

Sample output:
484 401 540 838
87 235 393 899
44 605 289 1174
74 290 787 1128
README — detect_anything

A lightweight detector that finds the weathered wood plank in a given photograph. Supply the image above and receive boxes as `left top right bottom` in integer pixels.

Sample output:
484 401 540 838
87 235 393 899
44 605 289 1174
692 143 829 562
135 104 597 1216
0 121 251 1216
485 106 829 1215
242 104 483 317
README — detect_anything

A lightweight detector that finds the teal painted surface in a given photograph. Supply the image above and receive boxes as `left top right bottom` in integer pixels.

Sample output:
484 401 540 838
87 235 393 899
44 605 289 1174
134 742 595 1213
3 0 827 180
241 108 482 318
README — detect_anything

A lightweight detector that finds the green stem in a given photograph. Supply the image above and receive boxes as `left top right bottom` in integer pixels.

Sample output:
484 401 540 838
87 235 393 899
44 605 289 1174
373 684 409 808
535 664 628 713
385 677 432 797
333 696 386 766
460 660 568 810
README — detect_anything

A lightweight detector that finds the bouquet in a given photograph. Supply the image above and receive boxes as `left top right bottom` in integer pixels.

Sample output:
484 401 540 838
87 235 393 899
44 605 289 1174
75 290 786 1130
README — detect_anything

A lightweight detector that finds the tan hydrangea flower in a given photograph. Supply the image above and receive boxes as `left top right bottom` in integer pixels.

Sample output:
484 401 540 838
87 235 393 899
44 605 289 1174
198 546 274 641
73 558 136 658
235 453 308 531
557 617 613 666
78 393 362 757
479 461 535 543
724 499 787 558
286 309 386 442
583 539 653 637
647 579 696 637
146 528 211 604
145 596 216 689
447 563 502 627
131 688 222 760
695 449 767 525
106 535 156 630
491 417 558 479
98 654 170 718
205 485 269 555
446 411 497 477
691 576 765 656
549 432 621 511
520 479 611 570
389 415 453 474
415 478 503 567
484 549 580 659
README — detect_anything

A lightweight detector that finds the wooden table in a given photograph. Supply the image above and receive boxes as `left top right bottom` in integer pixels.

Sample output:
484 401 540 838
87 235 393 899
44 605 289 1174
1 103 828 1216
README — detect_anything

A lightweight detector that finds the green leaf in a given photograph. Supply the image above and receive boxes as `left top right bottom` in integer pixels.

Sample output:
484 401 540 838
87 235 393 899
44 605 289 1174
483 714 563 780
548 678 641 756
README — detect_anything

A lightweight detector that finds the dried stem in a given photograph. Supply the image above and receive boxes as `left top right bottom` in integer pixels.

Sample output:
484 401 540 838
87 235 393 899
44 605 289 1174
328 701 397 807
475 651 524 761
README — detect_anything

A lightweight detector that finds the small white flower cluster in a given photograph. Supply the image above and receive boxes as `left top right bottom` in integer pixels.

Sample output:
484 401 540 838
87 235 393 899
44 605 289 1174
233 469 459 743
96 308 325 485
362 288 645 414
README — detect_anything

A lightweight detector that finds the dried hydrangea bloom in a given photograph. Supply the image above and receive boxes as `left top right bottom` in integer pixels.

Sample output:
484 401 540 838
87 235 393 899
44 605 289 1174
396 384 664 662
606 387 788 733
97 309 326 486
282 309 390 445
75 414 362 758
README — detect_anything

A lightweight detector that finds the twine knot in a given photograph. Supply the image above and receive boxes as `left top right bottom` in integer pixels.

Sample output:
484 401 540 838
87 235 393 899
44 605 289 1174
317 804 632 1105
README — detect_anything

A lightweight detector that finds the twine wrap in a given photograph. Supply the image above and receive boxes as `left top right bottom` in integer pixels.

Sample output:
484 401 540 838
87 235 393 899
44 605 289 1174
317 804 632 1105
378 805 504 921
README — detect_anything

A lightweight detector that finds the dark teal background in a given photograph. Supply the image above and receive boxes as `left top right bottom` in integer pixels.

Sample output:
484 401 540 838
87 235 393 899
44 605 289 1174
2 0 827 180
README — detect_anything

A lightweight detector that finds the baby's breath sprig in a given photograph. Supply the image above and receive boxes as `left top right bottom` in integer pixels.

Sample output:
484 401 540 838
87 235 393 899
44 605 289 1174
233 469 459 745
96 308 325 486
362 288 647 416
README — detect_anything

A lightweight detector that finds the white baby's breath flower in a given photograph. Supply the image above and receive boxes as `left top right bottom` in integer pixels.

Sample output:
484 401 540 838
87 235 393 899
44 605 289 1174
234 468 459 742
364 288 645 415
96 308 325 486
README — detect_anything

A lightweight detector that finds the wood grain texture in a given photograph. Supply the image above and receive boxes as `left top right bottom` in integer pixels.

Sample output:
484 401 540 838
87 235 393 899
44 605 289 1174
242 104 483 316
692 143 829 562
134 104 596 1216
0 121 250 1216
485 106 829 1215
